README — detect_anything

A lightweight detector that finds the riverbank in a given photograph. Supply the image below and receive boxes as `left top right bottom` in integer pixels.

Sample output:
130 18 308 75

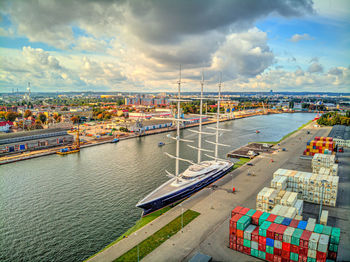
86 119 322 262
0 111 287 165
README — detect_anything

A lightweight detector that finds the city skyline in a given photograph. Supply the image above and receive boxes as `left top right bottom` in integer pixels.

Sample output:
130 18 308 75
0 0 349 93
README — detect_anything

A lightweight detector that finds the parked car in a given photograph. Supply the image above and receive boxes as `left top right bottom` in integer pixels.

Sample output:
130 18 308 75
247 163 254 166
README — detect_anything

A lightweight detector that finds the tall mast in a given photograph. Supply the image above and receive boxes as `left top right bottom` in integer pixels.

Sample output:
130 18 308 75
175 65 181 176
198 72 204 163
214 73 222 161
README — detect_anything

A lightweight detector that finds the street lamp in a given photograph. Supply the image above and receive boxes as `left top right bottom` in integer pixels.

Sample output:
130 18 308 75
180 203 183 232
318 179 328 223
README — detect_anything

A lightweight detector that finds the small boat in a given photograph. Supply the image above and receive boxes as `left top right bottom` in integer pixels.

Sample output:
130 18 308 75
57 147 80 155
256 130 260 133
158 142 165 146
110 138 120 143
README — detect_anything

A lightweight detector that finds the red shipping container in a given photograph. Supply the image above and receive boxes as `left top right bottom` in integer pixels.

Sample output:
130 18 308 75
281 249 290 259
258 242 266 251
229 235 236 243
243 246 251 255
289 219 300 228
252 226 260 242
239 207 250 215
252 210 263 225
273 255 282 262
282 242 290 251
267 223 279 239
282 258 290 262
274 248 282 256
237 244 243 252
259 236 266 245
267 214 278 222
231 206 244 217
290 244 299 253
328 251 337 260
266 253 274 262
237 237 243 246
229 227 236 236
298 255 307 262
299 247 308 257
236 229 244 238
275 224 287 241
300 230 312 248
229 214 243 228
316 251 327 260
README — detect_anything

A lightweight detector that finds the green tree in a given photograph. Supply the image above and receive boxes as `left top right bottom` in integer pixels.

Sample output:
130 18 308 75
38 113 47 124
5 111 17 122
71 116 80 124
24 109 32 118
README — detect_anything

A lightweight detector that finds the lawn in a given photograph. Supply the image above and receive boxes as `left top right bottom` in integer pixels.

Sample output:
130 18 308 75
114 209 200 261
233 157 250 169
85 206 171 261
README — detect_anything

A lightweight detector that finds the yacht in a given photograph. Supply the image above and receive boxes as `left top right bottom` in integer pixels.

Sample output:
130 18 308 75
136 71 233 216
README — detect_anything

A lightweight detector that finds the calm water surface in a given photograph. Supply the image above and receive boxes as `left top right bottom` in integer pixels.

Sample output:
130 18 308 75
0 113 315 262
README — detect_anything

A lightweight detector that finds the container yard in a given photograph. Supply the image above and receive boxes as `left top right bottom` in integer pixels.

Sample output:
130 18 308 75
303 136 334 156
229 206 340 261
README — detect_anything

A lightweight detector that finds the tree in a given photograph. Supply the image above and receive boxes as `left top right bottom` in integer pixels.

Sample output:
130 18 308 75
71 116 80 124
33 119 43 129
5 111 17 122
0 111 6 119
24 109 32 118
38 113 47 124
53 113 61 122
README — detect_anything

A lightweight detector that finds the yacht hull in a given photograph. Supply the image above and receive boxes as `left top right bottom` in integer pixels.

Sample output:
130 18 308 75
137 164 232 216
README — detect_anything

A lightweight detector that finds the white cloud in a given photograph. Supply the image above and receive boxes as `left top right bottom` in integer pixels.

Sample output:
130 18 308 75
308 62 324 73
290 33 313 42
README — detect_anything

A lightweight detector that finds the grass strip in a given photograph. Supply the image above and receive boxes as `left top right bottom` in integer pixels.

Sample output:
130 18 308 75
114 209 200 262
85 206 171 261
233 157 251 169
251 120 313 145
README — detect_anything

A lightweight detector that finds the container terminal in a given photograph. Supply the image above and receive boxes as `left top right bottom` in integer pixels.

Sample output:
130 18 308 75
87 122 349 262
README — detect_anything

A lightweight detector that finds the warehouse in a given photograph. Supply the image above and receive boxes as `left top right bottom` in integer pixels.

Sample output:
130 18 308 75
0 128 73 156
328 125 350 148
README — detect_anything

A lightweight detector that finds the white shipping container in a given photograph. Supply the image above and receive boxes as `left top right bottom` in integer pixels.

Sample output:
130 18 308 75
320 210 329 226
309 233 320 250
283 227 295 243
251 241 258 250
308 249 317 259
317 234 329 253
244 225 256 240
274 240 282 249
294 199 303 215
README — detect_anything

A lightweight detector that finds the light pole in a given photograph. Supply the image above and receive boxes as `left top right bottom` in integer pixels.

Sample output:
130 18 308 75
318 179 327 223
134 232 139 262
180 203 183 232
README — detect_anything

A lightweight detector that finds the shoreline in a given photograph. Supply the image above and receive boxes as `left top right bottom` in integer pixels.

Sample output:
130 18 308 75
0 111 288 165
85 118 317 262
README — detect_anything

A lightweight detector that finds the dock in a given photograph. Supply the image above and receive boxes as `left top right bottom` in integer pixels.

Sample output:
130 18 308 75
227 142 275 159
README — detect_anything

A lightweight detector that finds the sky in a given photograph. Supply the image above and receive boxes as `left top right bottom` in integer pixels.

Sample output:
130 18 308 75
0 0 349 93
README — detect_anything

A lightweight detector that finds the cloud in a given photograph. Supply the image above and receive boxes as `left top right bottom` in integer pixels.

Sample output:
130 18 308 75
328 67 343 76
290 33 313 42
308 62 324 73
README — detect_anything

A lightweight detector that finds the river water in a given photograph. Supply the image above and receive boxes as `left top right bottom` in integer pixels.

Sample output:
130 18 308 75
0 113 315 262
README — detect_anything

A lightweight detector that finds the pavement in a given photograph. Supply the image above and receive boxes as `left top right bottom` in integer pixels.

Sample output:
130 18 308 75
87 121 350 262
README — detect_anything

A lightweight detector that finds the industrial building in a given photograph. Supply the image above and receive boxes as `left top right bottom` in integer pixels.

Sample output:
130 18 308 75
328 125 350 148
0 128 73 156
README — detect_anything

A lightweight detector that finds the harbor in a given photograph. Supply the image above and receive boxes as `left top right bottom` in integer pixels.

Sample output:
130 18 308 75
0 113 317 262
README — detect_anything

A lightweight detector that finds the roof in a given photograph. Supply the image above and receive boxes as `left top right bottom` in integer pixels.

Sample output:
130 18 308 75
0 128 69 141
328 125 350 140
189 253 212 262
0 121 13 126
142 119 173 126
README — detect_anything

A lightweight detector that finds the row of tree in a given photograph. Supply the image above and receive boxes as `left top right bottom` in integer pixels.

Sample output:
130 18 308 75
317 111 350 126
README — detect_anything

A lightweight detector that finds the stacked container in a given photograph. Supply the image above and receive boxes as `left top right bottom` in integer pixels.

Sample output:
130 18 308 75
303 137 334 156
312 154 337 176
273 168 339 207
229 206 340 262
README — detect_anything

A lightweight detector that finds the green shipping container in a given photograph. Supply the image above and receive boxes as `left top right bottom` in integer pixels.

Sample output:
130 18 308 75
322 225 332 236
314 224 324 234
259 212 270 225
266 245 274 254
243 239 251 247
246 209 256 217
237 215 251 230
329 243 338 252
330 227 340 244
290 252 299 261
307 258 316 262
251 248 259 257
258 250 266 260
291 228 303 246
259 221 272 237
274 216 284 224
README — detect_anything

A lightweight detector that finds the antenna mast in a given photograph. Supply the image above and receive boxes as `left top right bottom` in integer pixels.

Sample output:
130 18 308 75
197 72 204 163
175 65 182 176
214 73 222 160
